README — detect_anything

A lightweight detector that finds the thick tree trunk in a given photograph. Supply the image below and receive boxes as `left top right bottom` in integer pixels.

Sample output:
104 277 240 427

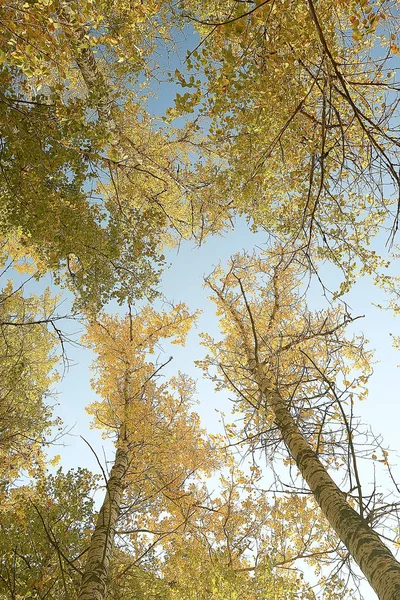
78 439 128 600
257 371 400 600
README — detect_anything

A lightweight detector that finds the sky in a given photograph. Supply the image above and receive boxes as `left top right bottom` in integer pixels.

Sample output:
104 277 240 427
22 218 392 587
13 17 400 600
41 216 400 600
46 19 400 492
47 217 400 471
44 219 269 473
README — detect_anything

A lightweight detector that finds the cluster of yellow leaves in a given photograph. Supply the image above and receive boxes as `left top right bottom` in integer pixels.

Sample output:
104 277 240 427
152 467 346 600
200 246 373 464
0 0 173 95
0 231 47 275
84 303 197 420
0 467 98 599
83 305 221 544
177 0 400 304
0 282 59 487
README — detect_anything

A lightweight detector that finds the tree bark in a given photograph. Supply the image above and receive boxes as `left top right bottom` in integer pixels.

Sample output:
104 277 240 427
257 370 400 600
78 439 128 600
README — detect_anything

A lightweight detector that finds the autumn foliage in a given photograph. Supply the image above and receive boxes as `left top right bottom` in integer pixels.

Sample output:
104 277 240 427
0 1 400 599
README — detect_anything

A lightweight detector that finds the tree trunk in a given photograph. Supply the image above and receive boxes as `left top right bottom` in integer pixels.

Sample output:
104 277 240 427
257 370 400 600
78 439 128 600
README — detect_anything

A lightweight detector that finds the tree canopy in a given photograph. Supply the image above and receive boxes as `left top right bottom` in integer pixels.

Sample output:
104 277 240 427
0 1 400 599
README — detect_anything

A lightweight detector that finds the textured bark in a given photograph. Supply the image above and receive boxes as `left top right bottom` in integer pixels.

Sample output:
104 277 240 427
257 371 400 600
78 439 128 600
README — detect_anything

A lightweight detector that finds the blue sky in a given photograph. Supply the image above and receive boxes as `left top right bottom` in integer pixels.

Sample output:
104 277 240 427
44 215 400 600
50 214 400 492
18 18 400 599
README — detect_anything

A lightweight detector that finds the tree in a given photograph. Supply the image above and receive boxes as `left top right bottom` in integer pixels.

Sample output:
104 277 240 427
0 463 337 600
0 279 60 490
2 2 400 598
177 0 400 299
159 465 323 600
201 245 400 599
1 0 399 309
0 0 230 311
78 304 218 600
0 467 98 599
0 13 163 310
